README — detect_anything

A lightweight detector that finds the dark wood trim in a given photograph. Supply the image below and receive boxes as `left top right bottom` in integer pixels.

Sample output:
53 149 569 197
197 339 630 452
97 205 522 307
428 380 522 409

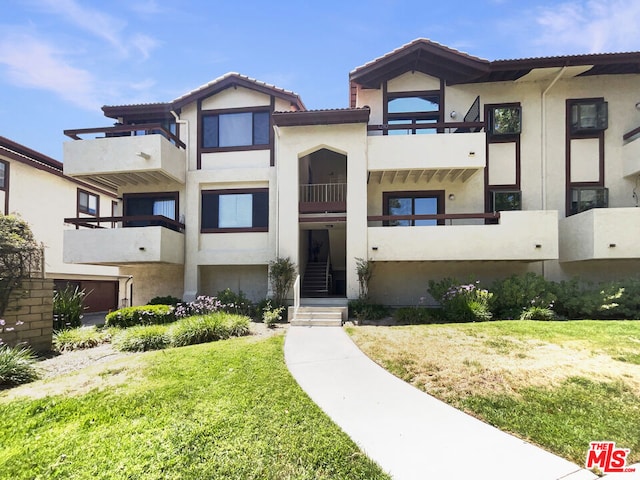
199 105 272 154
299 202 347 214
299 215 347 223
484 103 521 214
382 81 388 136
197 98 203 170
200 188 269 233
201 144 271 154
367 121 484 132
439 79 445 133
383 190 446 226
565 97 606 216
77 188 100 218
0 159 8 215
270 96 275 167
64 124 185 149
272 108 370 127
64 215 185 231
368 212 500 222
623 125 640 141
200 105 271 116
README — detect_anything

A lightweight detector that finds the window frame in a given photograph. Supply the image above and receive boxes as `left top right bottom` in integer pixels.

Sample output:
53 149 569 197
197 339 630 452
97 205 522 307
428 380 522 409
487 103 522 138
489 189 522 212
77 189 99 217
122 191 180 230
384 89 442 135
0 160 8 215
200 106 271 153
201 188 269 233
383 190 445 226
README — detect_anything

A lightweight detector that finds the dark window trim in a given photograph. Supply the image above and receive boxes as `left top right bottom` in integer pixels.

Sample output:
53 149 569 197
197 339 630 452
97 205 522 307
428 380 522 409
122 191 179 216
77 188 100 217
382 85 444 135
0 159 8 215
485 102 522 139
383 190 445 226
201 188 269 233
199 105 271 153
565 97 605 216
484 103 522 215
489 188 522 212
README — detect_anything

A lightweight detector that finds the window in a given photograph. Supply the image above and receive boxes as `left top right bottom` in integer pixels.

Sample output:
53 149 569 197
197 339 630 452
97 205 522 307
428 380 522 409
123 192 179 230
201 189 268 232
490 190 522 212
386 91 441 135
202 109 270 149
570 187 608 214
0 161 7 190
383 191 444 226
488 105 521 136
570 101 608 133
78 189 99 216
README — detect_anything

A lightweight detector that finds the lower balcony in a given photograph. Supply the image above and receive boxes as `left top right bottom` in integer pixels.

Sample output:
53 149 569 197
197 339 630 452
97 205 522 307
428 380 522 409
559 207 640 262
367 210 558 262
63 216 185 265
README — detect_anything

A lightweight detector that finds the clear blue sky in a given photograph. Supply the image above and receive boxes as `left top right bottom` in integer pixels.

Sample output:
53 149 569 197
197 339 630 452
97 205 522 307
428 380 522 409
2 0 640 160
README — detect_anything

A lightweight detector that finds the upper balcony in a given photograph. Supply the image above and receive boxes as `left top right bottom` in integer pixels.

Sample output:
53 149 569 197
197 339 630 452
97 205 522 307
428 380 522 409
559 207 640 262
63 216 185 265
622 126 640 177
367 123 485 183
64 124 187 190
367 210 558 262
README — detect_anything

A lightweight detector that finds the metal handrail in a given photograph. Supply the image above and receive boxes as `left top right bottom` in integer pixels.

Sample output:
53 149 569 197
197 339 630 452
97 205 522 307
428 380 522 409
293 275 300 319
325 255 331 293
299 183 347 203
64 215 185 232
64 123 186 149
367 121 485 134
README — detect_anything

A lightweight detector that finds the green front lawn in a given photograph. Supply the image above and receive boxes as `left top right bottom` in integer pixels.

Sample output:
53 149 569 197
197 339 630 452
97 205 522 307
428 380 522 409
348 320 640 466
0 335 389 479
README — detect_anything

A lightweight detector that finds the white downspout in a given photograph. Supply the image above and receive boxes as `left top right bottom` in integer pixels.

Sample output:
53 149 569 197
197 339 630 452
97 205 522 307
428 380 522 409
541 66 566 210
170 110 189 165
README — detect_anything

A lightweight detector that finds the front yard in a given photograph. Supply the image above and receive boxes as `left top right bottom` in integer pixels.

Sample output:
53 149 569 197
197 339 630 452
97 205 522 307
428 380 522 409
0 334 389 480
347 320 640 466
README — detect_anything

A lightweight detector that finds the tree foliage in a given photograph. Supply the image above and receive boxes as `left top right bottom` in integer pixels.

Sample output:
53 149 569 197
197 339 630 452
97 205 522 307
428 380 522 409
0 215 43 316
269 257 296 306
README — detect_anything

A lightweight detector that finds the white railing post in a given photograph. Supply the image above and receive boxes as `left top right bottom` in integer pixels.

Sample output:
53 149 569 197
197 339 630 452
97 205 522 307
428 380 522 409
293 274 300 319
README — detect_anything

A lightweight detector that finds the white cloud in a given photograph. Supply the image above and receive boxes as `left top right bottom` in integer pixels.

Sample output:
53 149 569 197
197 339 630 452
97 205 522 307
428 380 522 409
0 32 98 110
535 0 640 53
32 0 160 59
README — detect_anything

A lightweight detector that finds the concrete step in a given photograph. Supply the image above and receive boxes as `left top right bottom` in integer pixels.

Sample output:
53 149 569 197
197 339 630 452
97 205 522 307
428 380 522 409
288 306 346 326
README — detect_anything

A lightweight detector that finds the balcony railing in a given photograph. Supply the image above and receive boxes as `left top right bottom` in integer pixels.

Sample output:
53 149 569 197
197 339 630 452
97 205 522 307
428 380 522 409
64 215 185 232
300 183 347 213
64 124 186 150
623 125 640 142
367 212 500 226
367 121 485 135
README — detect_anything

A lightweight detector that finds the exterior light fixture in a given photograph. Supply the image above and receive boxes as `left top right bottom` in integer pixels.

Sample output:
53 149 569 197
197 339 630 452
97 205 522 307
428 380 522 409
450 110 457 119
448 194 455 201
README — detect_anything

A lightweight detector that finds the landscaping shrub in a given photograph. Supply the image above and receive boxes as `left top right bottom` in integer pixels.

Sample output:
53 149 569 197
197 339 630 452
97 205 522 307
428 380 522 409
269 257 296 306
53 327 111 352
0 344 39 387
53 285 87 331
519 305 558 321
429 280 493 322
394 307 442 324
552 278 638 319
168 313 250 347
489 273 555 319
148 295 182 306
113 325 170 352
348 299 389 321
215 288 254 316
174 295 223 319
261 301 284 327
105 305 175 328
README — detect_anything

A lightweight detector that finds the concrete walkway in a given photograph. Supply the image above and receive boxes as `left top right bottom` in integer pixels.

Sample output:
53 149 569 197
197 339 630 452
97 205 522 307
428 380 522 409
284 326 598 480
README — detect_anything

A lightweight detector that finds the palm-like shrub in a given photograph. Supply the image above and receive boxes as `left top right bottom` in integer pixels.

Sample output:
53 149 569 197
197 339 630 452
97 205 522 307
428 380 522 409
0 344 39 387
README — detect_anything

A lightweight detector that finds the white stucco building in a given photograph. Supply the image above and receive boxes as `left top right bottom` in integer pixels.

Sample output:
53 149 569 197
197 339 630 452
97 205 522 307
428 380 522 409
61 39 640 306
0 136 122 312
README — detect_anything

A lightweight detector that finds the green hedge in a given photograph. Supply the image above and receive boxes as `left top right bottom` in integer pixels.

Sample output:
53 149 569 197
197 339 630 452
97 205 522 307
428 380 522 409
105 305 175 328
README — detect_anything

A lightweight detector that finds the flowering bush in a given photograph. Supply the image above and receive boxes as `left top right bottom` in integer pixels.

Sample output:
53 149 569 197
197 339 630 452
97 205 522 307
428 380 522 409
261 301 284 327
174 296 224 319
438 281 493 322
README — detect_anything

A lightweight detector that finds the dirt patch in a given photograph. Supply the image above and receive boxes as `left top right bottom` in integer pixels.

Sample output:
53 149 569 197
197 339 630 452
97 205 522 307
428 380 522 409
1 321 287 402
350 326 640 402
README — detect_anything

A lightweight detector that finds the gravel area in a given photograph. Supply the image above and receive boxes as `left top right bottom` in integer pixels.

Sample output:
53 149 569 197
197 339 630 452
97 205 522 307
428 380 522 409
37 321 287 381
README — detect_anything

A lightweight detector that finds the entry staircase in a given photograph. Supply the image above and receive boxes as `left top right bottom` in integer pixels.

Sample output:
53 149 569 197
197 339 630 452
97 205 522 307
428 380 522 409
289 275 347 326
301 261 330 297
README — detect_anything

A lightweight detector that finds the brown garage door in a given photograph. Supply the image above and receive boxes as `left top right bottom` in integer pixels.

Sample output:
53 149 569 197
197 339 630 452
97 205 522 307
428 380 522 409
54 280 119 313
